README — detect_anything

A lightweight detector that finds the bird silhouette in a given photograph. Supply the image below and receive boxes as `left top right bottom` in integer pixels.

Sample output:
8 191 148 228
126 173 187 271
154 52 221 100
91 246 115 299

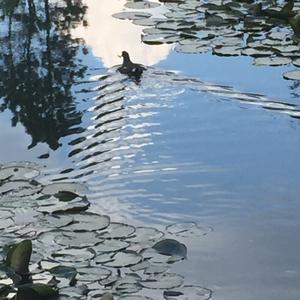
117 51 146 83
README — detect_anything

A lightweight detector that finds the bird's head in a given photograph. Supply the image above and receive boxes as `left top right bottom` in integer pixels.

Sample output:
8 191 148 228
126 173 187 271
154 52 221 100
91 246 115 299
118 51 131 63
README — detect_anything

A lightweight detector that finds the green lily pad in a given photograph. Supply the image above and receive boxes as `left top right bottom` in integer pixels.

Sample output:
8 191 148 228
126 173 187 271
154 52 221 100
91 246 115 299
55 231 103 248
254 56 291 66
140 273 184 289
63 213 110 232
166 222 213 237
163 285 212 300
0 162 40 181
42 182 86 196
76 266 111 282
52 248 95 263
283 70 300 80
103 251 142 268
98 222 136 239
112 11 152 20
93 239 130 253
129 227 164 246
125 2 160 9
119 296 153 300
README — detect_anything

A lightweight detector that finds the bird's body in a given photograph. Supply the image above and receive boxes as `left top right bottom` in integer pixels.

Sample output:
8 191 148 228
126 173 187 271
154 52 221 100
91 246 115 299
117 51 146 82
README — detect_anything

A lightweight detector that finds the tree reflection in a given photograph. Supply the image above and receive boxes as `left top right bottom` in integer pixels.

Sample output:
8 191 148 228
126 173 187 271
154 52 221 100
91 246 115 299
0 0 87 150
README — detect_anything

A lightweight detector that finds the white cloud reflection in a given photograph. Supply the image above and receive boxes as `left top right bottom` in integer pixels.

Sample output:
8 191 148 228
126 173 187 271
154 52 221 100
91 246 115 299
72 0 172 68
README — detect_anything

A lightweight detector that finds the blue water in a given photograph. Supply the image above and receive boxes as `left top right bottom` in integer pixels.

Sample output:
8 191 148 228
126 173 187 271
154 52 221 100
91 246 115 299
1 0 300 299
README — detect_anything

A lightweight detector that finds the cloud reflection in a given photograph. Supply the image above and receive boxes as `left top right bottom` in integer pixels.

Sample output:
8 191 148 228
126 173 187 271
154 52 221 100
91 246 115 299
72 0 172 67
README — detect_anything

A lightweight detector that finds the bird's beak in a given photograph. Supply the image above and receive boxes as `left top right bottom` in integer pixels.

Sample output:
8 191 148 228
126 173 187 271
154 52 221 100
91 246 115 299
118 54 122 58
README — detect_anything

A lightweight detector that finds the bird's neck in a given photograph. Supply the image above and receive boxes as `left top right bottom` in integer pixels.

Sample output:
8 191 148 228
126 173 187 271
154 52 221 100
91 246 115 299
123 56 132 65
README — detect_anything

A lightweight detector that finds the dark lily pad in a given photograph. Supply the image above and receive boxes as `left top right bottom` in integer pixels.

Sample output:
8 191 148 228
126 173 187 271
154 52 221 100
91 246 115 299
152 239 187 259
16 283 58 300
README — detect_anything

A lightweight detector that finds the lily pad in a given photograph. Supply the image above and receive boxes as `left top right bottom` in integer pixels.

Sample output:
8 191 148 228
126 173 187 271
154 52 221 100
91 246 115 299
52 248 95 263
0 162 40 181
76 266 111 282
63 213 110 232
125 2 160 9
166 222 213 237
254 56 291 66
93 240 130 253
42 182 86 196
152 239 187 259
112 11 152 20
103 251 142 268
129 227 164 246
119 296 153 300
283 70 300 80
55 231 103 248
163 285 212 300
140 273 184 289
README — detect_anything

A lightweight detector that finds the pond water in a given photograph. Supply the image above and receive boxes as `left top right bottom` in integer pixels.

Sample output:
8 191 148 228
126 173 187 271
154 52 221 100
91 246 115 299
1 0 300 299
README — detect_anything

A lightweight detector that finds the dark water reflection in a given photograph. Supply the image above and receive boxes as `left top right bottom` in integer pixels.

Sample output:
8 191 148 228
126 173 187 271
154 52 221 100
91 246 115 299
0 0 87 150
1 0 300 299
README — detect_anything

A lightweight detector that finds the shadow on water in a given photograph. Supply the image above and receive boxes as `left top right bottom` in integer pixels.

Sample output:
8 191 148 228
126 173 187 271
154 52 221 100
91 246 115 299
0 0 87 150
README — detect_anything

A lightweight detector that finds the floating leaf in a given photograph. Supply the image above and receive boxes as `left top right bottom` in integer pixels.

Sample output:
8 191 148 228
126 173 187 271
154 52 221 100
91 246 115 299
119 296 153 300
52 248 95 263
140 273 184 289
98 222 136 239
93 240 130 253
125 2 160 9
42 182 86 196
254 56 291 66
112 11 152 20
55 231 103 248
103 251 142 268
0 162 39 181
152 239 187 259
283 70 300 80
163 285 212 300
166 222 213 237
77 266 111 282
63 213 110 232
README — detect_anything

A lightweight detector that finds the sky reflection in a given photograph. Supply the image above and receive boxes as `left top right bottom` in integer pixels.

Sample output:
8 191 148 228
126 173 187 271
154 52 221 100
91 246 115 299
72 0 172 67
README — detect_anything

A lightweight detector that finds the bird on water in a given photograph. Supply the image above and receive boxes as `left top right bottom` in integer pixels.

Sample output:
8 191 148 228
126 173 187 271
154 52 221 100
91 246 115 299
118 51 146 82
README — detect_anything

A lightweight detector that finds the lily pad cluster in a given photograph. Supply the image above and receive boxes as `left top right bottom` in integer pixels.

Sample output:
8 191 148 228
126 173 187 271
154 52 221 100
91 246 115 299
114 0 300 80
0 161 213 299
